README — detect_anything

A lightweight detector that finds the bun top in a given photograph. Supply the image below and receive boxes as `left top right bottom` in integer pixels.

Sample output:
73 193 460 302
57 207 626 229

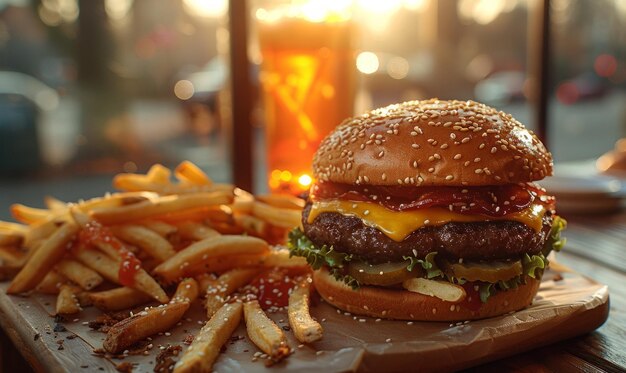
313 99 553 186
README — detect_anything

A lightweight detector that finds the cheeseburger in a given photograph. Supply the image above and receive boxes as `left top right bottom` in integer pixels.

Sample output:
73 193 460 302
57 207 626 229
288 99 566 321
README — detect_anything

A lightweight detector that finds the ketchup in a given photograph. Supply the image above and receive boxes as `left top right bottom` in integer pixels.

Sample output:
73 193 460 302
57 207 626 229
460 282 483 312
246 267 311 310
311 182 554 217
78 221 141 286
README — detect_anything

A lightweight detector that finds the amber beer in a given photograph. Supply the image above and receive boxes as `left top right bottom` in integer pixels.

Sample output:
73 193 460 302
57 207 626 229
258 15 357 194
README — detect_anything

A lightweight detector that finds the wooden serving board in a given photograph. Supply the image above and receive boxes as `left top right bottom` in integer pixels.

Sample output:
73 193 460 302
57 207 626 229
0 264 609 373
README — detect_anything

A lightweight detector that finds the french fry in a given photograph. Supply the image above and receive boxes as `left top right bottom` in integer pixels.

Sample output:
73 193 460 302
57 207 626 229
73 247 169 303
89 287 154 312
113 173 163 193
261 248 308 268
173 302 243 373
0 232 22 248
184 254 267 278
257 194 305 210
205 268 259 318
114 172 231 195
56 259 103 290
175 160 212 186
24 217 63 248
288 277 323 343
153 235 268 283
146 163 171 184
195 273 218 294
103 302 190 354
77 192 157 212
111 225 175 262
0 221 29 235
231 188 254 214
44 196 67 212
171 278 200 304
7 222 79 294
235 214 268 237
140 220 177 237
0 259 22 281
10 204 53 224
243 300 290 362
252 201 301 229
0 245 27 278
36 270 67 294
69 207 122 261
175 221 220 241
186 249 306 277
91 192 233 224
56 284 81 315
0 246 27 265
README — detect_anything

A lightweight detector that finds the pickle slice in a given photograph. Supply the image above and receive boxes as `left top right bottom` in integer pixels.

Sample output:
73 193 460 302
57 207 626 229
447 260 522 283
347 260 416 286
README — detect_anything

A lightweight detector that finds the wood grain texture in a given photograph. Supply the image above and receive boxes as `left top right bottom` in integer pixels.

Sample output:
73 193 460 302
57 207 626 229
0 285 115 372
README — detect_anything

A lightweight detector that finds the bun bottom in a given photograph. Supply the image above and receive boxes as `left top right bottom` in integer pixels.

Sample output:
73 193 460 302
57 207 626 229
313 268 541 321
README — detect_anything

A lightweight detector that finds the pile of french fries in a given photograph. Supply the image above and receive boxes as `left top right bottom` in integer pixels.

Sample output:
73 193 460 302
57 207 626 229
0 161 323 371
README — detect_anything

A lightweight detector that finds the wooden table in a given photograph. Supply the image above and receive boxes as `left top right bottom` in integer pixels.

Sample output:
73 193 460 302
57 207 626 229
1 212 624 373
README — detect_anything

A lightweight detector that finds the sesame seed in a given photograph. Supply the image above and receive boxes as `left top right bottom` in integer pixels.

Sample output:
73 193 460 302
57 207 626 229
491 147 497 153
445 175 454 180
411 143 420 149
424 219 430 225
364 210 370 215
475 169 483 174
453 154 462 160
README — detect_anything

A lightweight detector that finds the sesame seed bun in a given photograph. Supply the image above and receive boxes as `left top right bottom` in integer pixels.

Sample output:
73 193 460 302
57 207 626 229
313 267 542 321
313 99 553 186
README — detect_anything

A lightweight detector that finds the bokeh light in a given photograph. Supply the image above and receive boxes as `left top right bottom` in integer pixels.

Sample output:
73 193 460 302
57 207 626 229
356 52 379 74
174 80 194 100
298 174 313 187
183 0 227 18
386 57 410 80
594 54 618 78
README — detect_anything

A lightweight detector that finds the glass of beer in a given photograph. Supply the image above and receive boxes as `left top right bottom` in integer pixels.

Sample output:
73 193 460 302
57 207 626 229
256 3 357 194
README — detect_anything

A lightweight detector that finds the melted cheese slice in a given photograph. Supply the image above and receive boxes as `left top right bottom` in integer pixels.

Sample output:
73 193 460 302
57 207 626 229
308 200 546 242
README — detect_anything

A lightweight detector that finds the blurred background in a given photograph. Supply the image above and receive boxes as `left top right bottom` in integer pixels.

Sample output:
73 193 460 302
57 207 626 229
1 0 625 218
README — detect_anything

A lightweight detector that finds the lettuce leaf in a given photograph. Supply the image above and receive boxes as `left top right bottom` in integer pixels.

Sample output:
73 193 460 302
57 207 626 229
287 228 352 270
288 228 359 288
403 252 443 279
543 215 567 255
522 253 546 279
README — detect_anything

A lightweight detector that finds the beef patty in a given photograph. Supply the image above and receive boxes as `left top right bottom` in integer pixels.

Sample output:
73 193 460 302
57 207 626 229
302 202 553 263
